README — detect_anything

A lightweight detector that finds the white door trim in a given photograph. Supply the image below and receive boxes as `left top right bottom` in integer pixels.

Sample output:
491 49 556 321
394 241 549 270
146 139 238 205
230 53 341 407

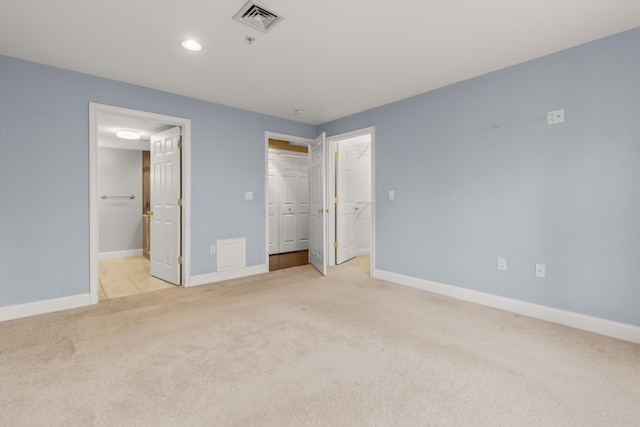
89 102 192 303
264 132 314 268
327 127 375 276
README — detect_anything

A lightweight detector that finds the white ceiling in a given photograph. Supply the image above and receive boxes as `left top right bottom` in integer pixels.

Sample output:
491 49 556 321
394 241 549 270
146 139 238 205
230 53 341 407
1 0 639 125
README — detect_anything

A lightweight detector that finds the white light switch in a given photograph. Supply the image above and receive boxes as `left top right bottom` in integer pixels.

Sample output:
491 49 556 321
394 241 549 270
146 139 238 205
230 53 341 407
388 190 395 200
536 264 546 278
244 191 253 200
497 258 507 271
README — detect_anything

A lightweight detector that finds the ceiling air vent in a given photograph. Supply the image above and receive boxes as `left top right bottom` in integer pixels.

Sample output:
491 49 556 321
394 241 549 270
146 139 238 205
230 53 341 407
233 0 284 33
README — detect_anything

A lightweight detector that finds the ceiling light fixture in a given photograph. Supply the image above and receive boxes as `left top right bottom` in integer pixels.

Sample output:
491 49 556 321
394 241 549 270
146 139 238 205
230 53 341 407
295 109 305 115
116 130 141 140
181 39 202 51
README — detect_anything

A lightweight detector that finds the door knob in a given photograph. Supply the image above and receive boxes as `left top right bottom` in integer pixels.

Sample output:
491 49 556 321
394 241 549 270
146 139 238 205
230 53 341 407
355 207 360 211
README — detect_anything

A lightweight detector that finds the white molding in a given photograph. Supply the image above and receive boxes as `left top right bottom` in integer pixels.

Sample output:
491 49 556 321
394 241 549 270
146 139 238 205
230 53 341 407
374 269 640 344
188 265 267 287
89 102 192 301
99 249 143 260
0 294 91 322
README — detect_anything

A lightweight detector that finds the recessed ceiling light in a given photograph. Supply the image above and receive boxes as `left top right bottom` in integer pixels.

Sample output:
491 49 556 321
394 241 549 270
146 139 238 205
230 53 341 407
181 39 202 51
116 130 141 140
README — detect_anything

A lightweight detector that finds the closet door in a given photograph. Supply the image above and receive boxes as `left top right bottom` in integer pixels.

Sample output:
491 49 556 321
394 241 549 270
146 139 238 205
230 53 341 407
278 153 309 253
267 152 279 255
336 142 357 264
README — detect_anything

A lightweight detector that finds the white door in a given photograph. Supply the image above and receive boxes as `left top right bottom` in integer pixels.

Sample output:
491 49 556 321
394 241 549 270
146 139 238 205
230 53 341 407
150 127 181 285
336 142 358 264
267 151 279 255
309 133 327 275
279 153 309 253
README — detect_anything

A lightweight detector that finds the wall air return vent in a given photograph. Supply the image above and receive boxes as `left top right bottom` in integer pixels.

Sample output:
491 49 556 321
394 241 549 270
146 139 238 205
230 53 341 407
233 0 284 33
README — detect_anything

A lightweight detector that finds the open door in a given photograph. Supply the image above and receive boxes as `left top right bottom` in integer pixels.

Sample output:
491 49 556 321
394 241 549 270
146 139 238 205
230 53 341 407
336 142 357 264
267 151 278 254
150 126 181 285
309 133 327 275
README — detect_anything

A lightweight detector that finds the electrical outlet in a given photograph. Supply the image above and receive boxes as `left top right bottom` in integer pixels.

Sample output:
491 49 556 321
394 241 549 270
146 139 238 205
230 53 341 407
497 258 507 271
547 109 564 125
210 245 216 255
535 264 545 278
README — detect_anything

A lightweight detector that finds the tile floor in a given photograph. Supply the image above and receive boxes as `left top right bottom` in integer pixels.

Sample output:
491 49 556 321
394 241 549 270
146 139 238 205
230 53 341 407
99 256 176 300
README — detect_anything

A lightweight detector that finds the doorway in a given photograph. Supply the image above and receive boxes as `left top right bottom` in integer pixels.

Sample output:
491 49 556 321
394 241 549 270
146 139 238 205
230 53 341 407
328 128 375 274
89 103 191 304
264 128 375 276
267 137 311 271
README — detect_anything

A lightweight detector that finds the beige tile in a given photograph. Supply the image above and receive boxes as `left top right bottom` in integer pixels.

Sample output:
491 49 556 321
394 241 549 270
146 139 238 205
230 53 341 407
120 255 146 261
99 274 135 286
130 274 174 292
117 256 148 266
120 265 149 275
97 256 178 300
118 259 149 275
99 268 128 280
98 259 119 268
102 280 140 298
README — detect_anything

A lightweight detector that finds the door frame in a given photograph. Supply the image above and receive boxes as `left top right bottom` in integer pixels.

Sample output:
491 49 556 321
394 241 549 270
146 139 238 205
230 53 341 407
264 132 315 269
89 103 192 303
327 127 375 275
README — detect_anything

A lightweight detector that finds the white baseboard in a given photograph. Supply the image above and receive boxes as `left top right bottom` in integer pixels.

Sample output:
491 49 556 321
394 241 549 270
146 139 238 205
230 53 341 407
374 269 640 344
99 249 143 260
0 294 91 322
187 264 267 287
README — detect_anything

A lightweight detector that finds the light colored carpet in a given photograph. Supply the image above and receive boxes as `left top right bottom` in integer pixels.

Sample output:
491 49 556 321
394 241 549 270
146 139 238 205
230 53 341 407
1 257 639 426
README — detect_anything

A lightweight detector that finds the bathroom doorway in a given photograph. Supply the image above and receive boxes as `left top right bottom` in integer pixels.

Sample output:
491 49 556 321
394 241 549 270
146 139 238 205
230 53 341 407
89 103 192 303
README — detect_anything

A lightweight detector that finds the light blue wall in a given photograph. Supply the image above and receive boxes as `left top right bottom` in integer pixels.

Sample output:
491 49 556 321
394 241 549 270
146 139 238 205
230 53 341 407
319 27 640 327
0 55 315 307
97 147 143 253
3 28 640 328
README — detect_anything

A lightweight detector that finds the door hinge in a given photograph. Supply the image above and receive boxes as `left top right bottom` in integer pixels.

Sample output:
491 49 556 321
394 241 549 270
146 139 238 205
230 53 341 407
178 136 182 149
333 152 338 159
333 241 339 248
333 197 338 204
178 198 182 206
178 256 183 265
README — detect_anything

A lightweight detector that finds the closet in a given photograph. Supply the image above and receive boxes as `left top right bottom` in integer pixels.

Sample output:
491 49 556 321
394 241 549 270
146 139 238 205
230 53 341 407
268 139 309 268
